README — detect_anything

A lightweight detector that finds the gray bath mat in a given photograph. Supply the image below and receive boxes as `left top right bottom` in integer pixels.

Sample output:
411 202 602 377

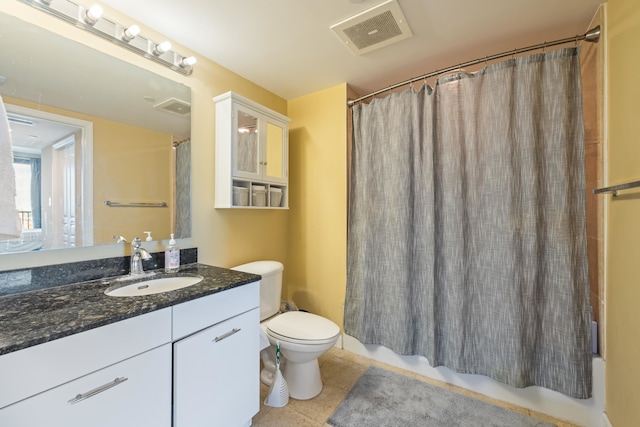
328 366 556 427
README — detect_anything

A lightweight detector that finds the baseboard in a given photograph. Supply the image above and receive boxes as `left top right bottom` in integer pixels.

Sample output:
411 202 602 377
342 334 605 427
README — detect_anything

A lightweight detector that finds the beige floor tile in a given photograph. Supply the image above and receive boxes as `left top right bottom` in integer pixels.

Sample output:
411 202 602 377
323 346 368 365
286 383 346 423
320 355 368 392
252 406 322 427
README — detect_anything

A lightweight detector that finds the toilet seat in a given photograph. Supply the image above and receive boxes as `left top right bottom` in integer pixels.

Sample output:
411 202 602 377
266 311 340 345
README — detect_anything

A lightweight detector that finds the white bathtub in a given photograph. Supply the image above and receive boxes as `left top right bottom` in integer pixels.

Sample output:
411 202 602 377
342 334 605 427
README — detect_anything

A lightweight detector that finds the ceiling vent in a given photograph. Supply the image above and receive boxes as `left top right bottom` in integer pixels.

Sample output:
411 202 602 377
7 114 36 126
331 0 413 55
154 98 191 115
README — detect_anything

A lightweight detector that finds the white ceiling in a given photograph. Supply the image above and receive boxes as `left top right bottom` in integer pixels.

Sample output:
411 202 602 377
100 0 603 101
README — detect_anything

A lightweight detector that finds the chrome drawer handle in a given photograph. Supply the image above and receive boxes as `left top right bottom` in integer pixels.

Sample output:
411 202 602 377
68 377 128 404
213 328 241 343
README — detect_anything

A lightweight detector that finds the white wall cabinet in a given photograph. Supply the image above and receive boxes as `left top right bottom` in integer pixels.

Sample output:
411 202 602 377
214 91 291 209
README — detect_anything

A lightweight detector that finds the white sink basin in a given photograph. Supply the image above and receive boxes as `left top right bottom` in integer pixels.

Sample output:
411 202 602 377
105 274 204 297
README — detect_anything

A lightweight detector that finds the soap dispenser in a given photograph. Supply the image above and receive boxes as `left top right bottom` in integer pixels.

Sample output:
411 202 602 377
164 233 180 273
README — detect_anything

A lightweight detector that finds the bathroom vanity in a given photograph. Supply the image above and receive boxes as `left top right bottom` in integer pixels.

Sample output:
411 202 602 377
0 264 260 427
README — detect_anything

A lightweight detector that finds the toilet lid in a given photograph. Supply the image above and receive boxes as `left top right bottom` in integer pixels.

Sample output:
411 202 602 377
266 311 340 342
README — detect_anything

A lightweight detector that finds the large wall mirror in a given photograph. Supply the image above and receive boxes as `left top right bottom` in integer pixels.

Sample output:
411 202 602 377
0 12 191 255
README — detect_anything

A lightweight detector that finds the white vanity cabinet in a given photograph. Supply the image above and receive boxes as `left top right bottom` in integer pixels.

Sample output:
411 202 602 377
214 91 291 209
0 345 172 427
173 309 259 427
0 280 261 427
0 308 173 427
173 281 260 427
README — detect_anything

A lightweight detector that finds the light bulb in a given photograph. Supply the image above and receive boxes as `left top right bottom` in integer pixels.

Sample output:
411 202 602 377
180 56 197 68
84 4 103 25
122 25 140 42
153 41 172 55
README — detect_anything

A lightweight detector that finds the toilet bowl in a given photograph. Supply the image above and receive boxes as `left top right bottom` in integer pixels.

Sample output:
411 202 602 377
232 261 341 400
263 311 340 399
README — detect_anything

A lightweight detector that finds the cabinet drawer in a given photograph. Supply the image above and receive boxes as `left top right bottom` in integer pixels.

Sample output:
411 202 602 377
172 281 259 339
0 344 172 427
173 308 259 427
0 307 171 409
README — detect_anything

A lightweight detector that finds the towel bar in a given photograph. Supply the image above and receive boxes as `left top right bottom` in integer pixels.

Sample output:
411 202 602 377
104 201 167 207
592 180 640 196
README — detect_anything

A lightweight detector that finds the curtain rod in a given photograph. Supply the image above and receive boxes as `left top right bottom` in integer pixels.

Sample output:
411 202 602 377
348 25 601 106
173 138 191 147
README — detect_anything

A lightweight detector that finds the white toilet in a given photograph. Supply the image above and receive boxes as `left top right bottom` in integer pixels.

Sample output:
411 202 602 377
232 261 340 400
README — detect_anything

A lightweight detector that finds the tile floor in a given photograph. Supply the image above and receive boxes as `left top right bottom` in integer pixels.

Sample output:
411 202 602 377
251 347 580 427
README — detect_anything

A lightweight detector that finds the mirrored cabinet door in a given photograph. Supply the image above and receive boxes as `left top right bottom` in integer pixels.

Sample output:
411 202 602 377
264 121 286 184
234 107 260 178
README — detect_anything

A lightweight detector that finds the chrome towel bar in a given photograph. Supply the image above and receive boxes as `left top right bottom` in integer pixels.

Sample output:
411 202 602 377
593 180 640 196
104 201 167 207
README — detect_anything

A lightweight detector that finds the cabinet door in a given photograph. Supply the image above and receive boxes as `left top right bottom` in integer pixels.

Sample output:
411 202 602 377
0 344 172 427
0 307 171 410
264 119 288 184
233 105 261 180
173 308 259 427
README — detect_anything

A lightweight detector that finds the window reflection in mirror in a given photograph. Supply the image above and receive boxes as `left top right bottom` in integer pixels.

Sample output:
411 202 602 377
0 12 191 254
13 155 42 252
4 106 92 254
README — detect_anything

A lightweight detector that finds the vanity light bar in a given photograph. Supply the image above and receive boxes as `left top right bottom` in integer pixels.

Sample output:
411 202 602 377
19 0 197 76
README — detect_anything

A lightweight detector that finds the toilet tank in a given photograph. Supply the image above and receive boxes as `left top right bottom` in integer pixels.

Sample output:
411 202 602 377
231 261 283 321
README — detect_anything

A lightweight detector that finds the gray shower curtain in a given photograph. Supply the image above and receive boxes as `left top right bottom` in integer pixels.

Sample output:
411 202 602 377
345 48 592 399
175 140 191 238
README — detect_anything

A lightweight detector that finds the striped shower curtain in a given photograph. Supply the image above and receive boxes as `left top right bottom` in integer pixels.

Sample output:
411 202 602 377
345 48 592 398
174 140 191 238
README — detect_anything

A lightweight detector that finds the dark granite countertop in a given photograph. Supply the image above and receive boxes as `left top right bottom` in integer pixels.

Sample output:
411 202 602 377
0 263 260 356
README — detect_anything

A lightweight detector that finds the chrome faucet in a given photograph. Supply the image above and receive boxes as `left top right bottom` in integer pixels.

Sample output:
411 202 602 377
113 235 127 244
130 237 152 276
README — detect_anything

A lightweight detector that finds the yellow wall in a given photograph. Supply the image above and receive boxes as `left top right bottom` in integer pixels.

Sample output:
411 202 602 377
606 0 640 425
286 84 348 328
0 1 288 270
92 120 173 244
